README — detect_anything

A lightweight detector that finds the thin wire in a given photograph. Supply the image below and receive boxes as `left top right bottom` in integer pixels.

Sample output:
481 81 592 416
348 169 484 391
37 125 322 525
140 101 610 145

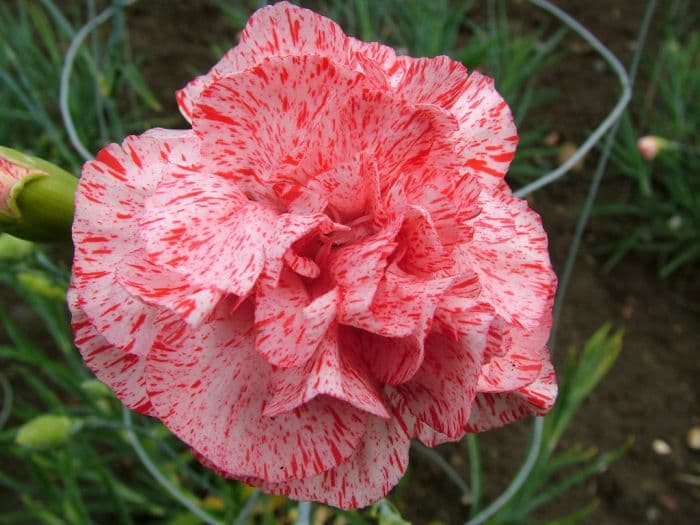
232 490 260 525
295 501 312 525
550 0 658 349
514 0 632 198
464 418 543 525
411 441 472 499
122 407 223 525
60 0 138 162
0 372 13 429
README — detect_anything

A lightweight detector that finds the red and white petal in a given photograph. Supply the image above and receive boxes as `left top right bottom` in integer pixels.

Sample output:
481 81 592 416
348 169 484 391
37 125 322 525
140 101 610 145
266 213 345 283
192 55 362 202
264 325 389 419
116 248 222 325
140 168 275 296
72 130 203 351
466 360 557 432
451 72 518 184
248 414 410 509
467 183 517 244
458 184 557 331
146 299 367 483
392 327 485 439
392 55 471 109
478 317 552 392
331 230 398 324
254 268 337 368
354 329 425 386
70 304 153 415
387 390 457 447
350 264 459 338
177 2 353 121
397 206 454 275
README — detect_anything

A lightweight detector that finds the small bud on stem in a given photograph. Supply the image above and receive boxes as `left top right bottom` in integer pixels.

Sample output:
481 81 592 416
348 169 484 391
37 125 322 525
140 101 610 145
0 146 77 242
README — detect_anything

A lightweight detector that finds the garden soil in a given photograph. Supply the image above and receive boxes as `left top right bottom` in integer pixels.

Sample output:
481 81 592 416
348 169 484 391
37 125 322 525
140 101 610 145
13 1 700 524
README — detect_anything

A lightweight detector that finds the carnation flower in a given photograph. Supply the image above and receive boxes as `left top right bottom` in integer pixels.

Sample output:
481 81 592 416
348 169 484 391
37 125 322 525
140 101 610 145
69 2 557 509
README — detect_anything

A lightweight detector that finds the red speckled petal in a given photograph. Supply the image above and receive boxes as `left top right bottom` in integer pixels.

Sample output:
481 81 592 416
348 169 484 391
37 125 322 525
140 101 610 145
392 329 484 439
457 184 557 331
255 268 337 368
264 325 389 419
177 2 352 121
140 168 275 296
330 229 398 324
69 297 153 415
478 315 551 393
452 72 518 184
298 91 450 212
355 329 425 386
467 183 517 244
466 359 557 432
71 130 200 352
391 300 494 438
116 248 222 325
397 206 455 275
363 54 516 184
349 264 471 338
392 55 471 109
349 38 402 87
192 55 361 202
247 414 410 509
146 299 367 483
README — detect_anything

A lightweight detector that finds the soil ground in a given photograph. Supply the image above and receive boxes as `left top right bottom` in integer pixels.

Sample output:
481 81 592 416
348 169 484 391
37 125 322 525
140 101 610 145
124 1 700 523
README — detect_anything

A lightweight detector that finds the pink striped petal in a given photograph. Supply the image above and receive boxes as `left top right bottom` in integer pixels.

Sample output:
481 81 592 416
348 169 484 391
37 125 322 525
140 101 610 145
247 414 410 509
116 248 222 325
72 130 200 352
354 329 425 386
349 264 464 338
478 316 551 392
361 54 517 184
177 2 352 121
457 184 557 330
396 205 454 275
297 91 452 211
452 72 518 184
467 183 516 244
192 55 362 202
254 268 337 368
140 168 275 296
69 298 153 416
466 360 557 432
392 55 472 109
392 328 485 439
264 325 389 419
331 230 398 324
145 299 367 482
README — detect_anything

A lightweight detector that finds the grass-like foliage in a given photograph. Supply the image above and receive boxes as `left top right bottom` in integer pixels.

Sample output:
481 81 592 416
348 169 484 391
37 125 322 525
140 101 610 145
599 0 700 277
0 0 162 174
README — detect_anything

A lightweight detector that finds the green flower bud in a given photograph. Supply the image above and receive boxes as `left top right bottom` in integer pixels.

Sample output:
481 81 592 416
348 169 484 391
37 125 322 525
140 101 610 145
0 233 35 261
16 271 66 301
0 146 77 242
80 379 113 398
15 414 76 450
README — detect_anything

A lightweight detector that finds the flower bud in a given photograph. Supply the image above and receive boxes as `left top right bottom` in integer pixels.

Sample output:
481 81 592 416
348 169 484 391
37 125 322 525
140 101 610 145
0 146 77 242
80 379 113 398
637 135 669 161
16 271 66 301
0 233 34 261
15 414 76 450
